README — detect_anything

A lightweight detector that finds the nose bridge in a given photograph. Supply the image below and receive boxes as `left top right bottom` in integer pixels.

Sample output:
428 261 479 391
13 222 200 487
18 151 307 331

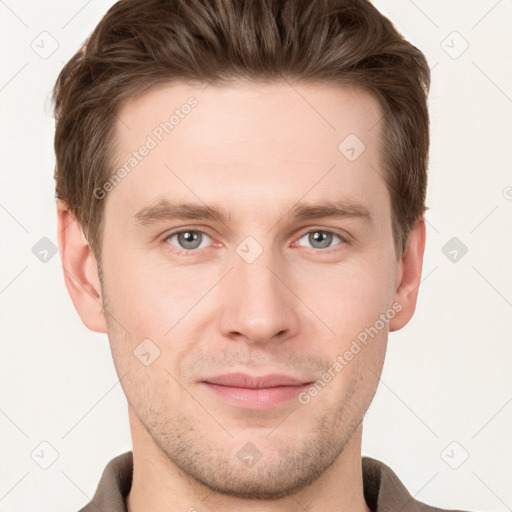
218 240 297 344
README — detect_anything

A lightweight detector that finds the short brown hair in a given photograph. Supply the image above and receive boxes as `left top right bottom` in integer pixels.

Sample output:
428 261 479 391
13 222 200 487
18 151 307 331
53 0 430 261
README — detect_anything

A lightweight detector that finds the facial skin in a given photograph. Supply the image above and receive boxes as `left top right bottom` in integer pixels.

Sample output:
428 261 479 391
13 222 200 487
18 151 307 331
57 80 425 512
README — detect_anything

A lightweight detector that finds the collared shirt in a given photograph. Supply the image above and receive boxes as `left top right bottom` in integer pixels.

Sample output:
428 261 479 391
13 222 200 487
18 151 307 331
77 451 467 512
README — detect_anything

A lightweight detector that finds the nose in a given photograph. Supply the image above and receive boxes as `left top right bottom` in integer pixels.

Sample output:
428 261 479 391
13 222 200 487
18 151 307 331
218 246 300 345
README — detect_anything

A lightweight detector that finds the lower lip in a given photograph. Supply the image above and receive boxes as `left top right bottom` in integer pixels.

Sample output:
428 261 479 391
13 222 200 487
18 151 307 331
201 382 311 409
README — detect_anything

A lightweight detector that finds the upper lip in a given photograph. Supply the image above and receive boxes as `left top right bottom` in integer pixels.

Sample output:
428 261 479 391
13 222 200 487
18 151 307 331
201 373 311 388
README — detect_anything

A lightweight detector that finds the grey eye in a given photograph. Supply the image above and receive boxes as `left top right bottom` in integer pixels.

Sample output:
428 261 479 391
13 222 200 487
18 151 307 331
298 230 342 249
166 230 212 251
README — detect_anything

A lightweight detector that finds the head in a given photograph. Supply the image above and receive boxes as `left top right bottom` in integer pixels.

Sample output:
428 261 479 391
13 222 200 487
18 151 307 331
55 0 429 500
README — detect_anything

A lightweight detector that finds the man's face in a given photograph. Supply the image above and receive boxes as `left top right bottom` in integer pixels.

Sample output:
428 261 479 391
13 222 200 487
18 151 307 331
99 81 401 498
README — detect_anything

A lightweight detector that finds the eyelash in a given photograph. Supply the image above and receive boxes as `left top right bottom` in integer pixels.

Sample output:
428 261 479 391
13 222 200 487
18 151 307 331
162 227 348 256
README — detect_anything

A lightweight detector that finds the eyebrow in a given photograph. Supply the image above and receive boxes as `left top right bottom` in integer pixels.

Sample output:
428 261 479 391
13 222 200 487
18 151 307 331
133 198 373 227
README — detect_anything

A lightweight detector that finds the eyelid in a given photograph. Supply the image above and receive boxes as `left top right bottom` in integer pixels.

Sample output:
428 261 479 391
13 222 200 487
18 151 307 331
296 226 348 239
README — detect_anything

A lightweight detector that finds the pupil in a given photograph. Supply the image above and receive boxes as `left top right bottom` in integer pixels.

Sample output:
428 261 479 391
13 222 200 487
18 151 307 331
181 231 200 248
310 231 331 248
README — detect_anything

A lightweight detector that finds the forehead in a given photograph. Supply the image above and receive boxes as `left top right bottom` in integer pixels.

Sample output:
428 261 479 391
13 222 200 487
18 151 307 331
115 79 383 151
107 80 388 227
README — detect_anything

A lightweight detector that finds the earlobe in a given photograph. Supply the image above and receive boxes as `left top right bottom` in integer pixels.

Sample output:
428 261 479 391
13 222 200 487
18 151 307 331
389 217 426 332
56 200 108 334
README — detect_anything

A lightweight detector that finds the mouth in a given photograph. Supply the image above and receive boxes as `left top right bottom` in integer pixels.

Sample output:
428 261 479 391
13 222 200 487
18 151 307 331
199 373 313 410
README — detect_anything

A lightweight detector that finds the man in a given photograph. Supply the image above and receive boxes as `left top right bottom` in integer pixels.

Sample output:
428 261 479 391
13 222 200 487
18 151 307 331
53 0 467 510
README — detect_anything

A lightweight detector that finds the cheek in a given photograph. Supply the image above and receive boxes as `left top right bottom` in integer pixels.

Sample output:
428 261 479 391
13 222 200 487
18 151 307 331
101 255 222 383
102 249 207 331
296 255 395 334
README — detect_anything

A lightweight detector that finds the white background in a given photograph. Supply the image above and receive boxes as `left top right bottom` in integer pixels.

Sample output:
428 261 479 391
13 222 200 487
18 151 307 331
0 1 511 510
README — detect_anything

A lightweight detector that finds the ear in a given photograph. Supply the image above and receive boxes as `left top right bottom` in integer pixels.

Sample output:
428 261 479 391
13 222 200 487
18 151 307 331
56 200 108 333
389 217 426 332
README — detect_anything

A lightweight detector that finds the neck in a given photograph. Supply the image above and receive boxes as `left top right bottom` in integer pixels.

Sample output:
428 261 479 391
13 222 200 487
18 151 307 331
126 407 370 512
